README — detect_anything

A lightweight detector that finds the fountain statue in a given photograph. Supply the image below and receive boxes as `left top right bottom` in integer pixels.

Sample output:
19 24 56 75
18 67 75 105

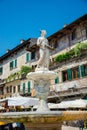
27 30 59 112
36 30 53 69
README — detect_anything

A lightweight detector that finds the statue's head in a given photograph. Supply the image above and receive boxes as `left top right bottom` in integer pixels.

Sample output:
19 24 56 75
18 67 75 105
40 30 47 36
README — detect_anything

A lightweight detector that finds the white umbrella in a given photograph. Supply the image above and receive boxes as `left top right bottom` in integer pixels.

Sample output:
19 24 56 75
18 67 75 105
57 101 72 109
70 99 87 108
7 96 39 107
33 103 58 110
57 99 87 108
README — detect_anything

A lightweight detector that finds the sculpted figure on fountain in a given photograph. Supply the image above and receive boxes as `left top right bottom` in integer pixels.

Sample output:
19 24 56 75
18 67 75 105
36 30 53 70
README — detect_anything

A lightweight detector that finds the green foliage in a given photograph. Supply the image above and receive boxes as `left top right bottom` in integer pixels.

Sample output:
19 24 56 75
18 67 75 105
20 66 32 75
55 42 87 63
74 42 87 56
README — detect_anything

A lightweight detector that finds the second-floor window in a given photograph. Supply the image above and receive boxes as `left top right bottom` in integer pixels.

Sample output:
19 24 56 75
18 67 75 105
0 67 3 75
10 59 17 70
62 64 87 82
31 51 35 60
72 30 76 40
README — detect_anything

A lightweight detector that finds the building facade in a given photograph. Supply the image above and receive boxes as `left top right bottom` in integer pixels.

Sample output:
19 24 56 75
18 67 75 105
0 14 87 103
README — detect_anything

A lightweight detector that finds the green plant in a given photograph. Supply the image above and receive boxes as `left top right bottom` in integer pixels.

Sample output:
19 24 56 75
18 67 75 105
74 42 87 57
55 42 87 63
20 66 32 75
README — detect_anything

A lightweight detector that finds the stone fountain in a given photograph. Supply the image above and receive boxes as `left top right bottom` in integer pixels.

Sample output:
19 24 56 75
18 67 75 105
1 30 87 130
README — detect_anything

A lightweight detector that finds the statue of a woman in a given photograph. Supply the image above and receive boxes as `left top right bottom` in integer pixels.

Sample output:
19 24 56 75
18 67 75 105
36 30 53 69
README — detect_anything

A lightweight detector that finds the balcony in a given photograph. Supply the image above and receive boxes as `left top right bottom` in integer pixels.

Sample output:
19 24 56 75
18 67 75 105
48 77 87 102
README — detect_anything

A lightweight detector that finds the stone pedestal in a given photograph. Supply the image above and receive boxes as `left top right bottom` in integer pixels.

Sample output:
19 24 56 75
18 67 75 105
27 69 57 112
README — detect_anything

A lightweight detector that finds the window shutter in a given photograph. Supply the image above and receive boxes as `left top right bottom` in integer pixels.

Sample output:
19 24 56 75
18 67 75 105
0 67 3 74
15 59 17 68
81 65 85 77
23 83 25 93
55 77 59 84
78 66 80 78
26 53 30 62
10 61 13 70
28 81 30 92
67 68 72 81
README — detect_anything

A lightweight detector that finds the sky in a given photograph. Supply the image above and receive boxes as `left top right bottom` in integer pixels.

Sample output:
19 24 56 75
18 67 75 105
0 0 87 56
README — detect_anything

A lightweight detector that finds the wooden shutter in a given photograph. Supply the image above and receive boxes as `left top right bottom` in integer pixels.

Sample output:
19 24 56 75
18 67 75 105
81 65 85 77
67 68 72 81
55 77 59 84
26 53 30 62
28 81 30 92
23 83 25 94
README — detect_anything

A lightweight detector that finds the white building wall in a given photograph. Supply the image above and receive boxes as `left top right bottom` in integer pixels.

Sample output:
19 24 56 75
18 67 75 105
0 49 31 79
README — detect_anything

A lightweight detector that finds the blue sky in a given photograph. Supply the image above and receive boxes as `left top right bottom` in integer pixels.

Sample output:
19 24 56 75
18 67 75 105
0 0 87 56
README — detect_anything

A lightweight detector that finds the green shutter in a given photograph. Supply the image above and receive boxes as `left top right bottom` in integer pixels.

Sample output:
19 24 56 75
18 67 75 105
0 67 3 75
26 53 30 62
55 77 59 84
10 61 13 70
81 65 85 77
15 59 17 68
78 66 80 78
23 83 25 93
78 65 85 78
28 81 30 92
67 68 72 81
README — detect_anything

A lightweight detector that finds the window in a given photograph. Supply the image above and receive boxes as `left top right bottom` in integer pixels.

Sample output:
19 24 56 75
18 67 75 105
62 69 72 82
10 59 17 70
62 71 68 82
78 65 85 78
13 86 16 93
55 77 59 84
9 86 12 93
85 65 87 76
28 81 31 92
18 85 20 92
67 68 72 81
72 30 76 40
31 51 35 60
80 65 85 77
23 83 25 94
0 67 3 75
26 53 31 62
72 67 78 79
14 59 17 68
6 87 9 93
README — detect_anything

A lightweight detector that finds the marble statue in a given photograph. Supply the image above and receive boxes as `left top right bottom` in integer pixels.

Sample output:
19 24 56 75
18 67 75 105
37 30 53 69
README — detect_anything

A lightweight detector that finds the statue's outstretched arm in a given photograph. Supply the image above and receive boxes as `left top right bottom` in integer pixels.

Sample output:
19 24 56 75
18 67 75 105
46 44 54 50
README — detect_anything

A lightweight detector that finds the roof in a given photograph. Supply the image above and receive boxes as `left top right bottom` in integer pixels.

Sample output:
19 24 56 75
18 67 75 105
0 38 36 62
48 14 87 40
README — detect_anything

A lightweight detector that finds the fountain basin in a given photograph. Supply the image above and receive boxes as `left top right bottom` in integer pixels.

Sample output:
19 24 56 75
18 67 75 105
27 69 57 80
0 111 87 130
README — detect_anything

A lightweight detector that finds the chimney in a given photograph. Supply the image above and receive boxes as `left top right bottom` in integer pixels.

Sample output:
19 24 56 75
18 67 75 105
6 49 10 53
63 24 68 28
20 39 25 44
